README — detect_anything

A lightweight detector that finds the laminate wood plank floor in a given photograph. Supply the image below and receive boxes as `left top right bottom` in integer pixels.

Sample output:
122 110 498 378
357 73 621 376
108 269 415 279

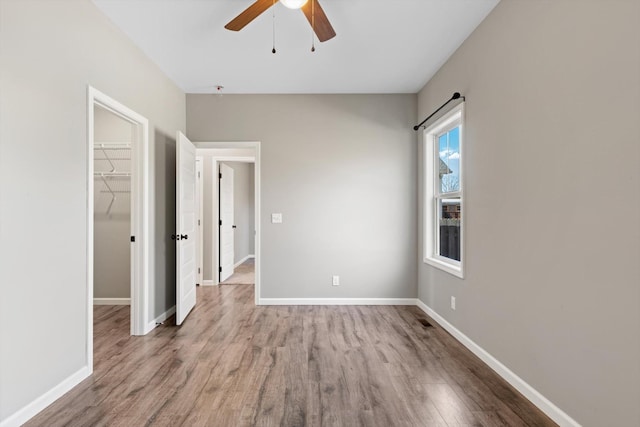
26 285 556 427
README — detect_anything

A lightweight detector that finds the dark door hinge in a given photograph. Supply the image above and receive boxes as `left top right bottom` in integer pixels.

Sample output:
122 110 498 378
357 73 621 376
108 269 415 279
130 236 135 242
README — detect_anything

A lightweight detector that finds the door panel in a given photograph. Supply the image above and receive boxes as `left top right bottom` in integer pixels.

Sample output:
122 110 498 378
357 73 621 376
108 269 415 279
176 132 197 325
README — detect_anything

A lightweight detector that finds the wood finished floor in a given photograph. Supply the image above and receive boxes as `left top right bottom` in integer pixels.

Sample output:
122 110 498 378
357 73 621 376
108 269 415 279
27 285 556 427
221 258 255 285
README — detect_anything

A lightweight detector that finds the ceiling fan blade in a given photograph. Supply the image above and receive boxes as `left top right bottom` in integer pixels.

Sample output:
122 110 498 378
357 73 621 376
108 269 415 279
301 0 336 42
225 0 275 32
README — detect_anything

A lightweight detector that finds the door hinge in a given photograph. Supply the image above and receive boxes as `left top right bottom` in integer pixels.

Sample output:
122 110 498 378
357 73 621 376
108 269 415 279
198 171 200 178
219 220 222 226
219 267 222 273
130 236 135 242
198 267 201 274
219 172 222 179
198 219 201 226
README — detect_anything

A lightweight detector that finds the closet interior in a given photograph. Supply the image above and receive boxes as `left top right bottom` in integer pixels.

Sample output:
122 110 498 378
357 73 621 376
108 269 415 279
93 105 134 308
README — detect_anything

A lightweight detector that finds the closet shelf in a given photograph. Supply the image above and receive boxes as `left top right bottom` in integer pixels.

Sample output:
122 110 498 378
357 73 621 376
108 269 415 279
94 144 131 173
95 172 130 215
94 172 131 177
94 143 131 149
94 144 131 214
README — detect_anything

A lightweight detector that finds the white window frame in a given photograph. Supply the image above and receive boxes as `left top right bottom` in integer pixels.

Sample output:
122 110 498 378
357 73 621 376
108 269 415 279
423 102 464 278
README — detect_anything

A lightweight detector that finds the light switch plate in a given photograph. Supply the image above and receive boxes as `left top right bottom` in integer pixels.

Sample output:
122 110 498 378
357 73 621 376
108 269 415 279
271 213 283 224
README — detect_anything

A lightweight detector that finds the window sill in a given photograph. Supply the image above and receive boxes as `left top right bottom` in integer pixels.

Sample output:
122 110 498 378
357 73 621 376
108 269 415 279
424 257 464 279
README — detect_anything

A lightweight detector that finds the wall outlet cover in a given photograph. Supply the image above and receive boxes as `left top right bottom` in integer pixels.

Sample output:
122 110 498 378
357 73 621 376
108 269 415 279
271 213 283 224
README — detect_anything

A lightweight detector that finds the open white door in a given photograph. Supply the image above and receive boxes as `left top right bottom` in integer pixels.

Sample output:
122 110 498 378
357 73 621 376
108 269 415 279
176 131 197 325
219 163 235 282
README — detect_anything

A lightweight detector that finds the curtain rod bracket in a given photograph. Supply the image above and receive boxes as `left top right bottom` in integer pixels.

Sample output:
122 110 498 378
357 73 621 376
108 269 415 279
413 92 464 131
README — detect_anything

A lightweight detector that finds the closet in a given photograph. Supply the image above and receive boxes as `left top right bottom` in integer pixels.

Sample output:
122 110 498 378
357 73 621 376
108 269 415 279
93 105 134 306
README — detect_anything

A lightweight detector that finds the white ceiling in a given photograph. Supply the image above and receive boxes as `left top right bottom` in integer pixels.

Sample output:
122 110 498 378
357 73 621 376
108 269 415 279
92 0 499 94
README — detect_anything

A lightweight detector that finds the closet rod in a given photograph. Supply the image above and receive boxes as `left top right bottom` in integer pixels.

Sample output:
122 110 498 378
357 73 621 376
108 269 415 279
94 172 131 177
94 143 131 149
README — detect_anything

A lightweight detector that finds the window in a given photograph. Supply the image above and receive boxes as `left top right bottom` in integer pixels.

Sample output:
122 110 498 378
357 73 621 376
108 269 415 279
423 103 464 278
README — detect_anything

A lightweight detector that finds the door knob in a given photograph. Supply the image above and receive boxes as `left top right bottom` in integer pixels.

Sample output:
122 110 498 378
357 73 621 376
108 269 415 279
232 225 237 229
181 234 188 240
171 234 177 240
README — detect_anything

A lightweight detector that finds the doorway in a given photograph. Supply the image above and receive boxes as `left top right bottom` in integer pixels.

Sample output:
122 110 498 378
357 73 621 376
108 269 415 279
87 86 150 369
194 143 261 305
218 161 255 286
92 105 133 319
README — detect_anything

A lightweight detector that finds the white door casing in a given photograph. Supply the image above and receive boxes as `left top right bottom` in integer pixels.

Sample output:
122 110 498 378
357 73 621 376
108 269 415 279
88 86 150 347
192 142 260 306
176 132 197 325
219 163 235 282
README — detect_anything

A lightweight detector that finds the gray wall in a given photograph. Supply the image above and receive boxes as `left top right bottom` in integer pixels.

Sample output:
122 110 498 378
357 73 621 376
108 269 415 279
222 161 255 263
187 94 418 299
0 0 185 422
416 1 640 426
93 105 132 300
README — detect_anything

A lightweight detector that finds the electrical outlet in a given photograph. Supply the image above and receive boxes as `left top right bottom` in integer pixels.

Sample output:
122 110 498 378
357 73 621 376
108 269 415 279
332 275 340 286
451 296 456 310
271 213 283 224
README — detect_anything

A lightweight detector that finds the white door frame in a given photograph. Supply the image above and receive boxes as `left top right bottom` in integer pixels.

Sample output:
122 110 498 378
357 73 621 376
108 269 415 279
195 157 204 286
213 157 254 285
195 142 260 306
87 86 150 371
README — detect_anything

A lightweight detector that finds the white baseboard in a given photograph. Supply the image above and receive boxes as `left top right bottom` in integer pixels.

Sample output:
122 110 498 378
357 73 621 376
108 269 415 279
0 366 91 427
93 298 130 305
201 280 216 287
234 254 255 268
259 298 418 306
144 305 176 333
415 300 580 427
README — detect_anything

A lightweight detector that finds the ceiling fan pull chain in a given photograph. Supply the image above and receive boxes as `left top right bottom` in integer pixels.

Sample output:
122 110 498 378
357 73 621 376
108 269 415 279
310 0 316 52
272 0 277 54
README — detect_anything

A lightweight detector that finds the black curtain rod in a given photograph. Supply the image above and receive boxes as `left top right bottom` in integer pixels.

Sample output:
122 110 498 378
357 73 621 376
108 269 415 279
413 92 464 131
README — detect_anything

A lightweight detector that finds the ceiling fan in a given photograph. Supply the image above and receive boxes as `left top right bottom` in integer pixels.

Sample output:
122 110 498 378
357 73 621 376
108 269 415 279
225 0 336 42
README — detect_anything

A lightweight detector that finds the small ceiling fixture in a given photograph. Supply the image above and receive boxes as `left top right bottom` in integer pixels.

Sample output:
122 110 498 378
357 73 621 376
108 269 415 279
279 0 308 9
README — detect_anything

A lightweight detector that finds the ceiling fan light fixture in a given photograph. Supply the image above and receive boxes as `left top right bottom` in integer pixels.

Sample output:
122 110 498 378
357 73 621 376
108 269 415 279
280 0 308 9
